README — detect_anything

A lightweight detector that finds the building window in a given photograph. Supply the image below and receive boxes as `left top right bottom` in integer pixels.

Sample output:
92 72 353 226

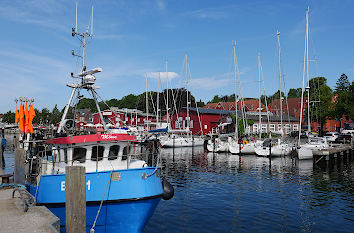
278 124 282 131
285 124 290 134
261 124 267 133
185 117 193 128
253 124 258 133
245 125 250 134
176 117 183 129
293 124 299 131
270 124 275 132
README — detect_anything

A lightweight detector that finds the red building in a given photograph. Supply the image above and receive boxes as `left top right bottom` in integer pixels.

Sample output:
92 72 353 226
202 99 266 112
170 107 232 135
92 108 157 130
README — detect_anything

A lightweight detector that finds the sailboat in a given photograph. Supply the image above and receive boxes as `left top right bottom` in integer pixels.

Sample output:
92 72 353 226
159 53 204 148
24 8 173 232
228 42 241 154
255 31 292 157
296 7 329 160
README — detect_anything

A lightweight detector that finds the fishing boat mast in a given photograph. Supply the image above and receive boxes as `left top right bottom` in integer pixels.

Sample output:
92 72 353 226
57 5 106 134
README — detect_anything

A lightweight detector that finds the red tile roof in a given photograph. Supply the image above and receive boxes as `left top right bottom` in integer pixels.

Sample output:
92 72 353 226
203 99 266 112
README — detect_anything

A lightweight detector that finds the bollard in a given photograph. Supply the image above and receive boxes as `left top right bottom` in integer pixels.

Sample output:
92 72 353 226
14 146 25 184
66 166 86 233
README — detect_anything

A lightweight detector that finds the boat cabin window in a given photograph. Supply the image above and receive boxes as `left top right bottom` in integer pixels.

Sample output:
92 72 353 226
108 145 120 160
56 149 61 162
73 147 87 163
64 148 68 163
122 146 129 160
91 146 105 161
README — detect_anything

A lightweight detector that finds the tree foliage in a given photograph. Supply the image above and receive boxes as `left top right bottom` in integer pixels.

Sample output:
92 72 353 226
305 77 333 134
334 74 351 119
1 111 15 123
287 88 302 98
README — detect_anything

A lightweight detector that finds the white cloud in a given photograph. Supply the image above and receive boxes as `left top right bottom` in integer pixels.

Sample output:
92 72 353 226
147 72 179 80
0 1 69 32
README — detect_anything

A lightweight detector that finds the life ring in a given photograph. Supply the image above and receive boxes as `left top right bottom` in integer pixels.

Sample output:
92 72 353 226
243 140 248 145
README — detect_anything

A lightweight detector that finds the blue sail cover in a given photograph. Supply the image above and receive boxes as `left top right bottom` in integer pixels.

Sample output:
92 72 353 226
149 127 168 133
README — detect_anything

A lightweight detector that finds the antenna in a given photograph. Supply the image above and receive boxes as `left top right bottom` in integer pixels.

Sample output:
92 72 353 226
75 1 78 32
91 6 94 36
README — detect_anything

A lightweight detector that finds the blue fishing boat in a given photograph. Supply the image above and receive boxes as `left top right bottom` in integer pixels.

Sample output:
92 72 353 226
25 8 173 232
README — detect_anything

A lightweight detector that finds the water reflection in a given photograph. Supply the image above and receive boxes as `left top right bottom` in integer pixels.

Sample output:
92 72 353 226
0 132 17 174
145 146 354 233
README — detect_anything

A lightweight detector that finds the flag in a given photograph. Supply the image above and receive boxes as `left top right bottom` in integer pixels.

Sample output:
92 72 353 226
18 102 25 132
28 105 36 133
25 102 29 133
15 105 19 123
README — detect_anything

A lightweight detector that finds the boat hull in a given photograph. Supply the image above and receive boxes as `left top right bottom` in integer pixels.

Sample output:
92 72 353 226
160 136 204 148
48 197 161 233
28 167 163 233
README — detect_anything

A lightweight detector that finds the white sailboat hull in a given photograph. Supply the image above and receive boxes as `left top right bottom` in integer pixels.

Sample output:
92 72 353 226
160 136 204 148
207 140 229 153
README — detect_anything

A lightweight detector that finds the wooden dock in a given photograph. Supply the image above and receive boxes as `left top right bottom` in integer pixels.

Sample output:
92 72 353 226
312 144 353 168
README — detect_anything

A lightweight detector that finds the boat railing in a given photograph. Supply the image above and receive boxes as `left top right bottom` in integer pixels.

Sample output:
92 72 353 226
28 144 160 176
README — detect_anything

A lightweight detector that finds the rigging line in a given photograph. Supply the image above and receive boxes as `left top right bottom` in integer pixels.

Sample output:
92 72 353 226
237 72 247 132
149 91 157 116
260 55 271 137
188 63 204 135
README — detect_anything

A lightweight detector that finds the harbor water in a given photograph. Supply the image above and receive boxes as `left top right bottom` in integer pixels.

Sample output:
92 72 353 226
2 134 353 232
145 146 354 233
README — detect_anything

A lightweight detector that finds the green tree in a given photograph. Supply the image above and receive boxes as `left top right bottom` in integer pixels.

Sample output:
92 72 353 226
210 95 222 103
287 88 302 98
76 98 97 112
349 81 354 118
50 105 62 123
334 74 351 119
306 77 333 135
1 111 15 123
269 90 285 100
197 99 205 107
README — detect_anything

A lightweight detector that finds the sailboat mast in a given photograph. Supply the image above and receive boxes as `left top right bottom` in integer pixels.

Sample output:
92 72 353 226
298 8 309 143
258 53 262 139
233 42 238 140
306 8 311 134
157 72 160 127
166 60 169 128
185 53 189 130
145 73 149 131
276 31 283 135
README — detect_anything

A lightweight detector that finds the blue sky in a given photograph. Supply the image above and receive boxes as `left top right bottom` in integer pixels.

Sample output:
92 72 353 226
0 0 353 113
